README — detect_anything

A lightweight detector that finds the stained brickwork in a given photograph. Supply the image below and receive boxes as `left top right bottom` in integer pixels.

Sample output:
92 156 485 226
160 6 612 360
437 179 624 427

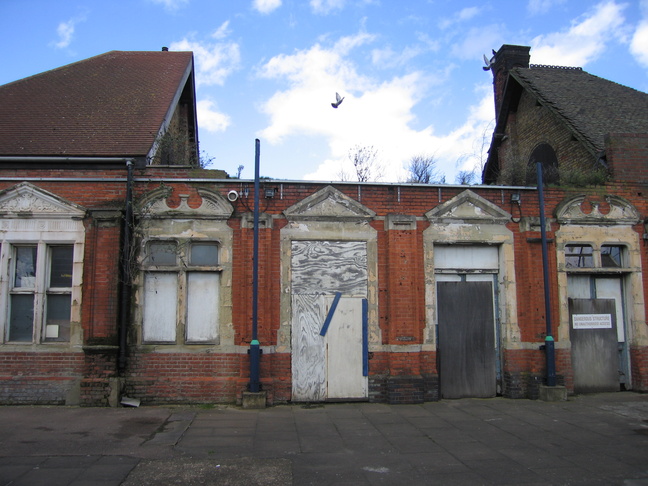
0 164 647 406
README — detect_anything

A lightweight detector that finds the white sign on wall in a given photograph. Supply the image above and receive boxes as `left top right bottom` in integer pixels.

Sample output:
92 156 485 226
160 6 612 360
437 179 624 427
572 314 612 330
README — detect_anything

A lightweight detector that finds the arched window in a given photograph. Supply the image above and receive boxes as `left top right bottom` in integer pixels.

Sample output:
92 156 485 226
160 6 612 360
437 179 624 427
528 143 559 185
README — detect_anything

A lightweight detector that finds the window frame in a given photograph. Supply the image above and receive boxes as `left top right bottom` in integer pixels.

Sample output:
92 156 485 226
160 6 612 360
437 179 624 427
565 244 594 269
3 242 76 344
141 238 222 345
563 243 628 271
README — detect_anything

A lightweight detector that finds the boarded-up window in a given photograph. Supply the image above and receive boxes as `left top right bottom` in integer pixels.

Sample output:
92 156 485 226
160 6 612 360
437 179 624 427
142 240 220 344
434 245 499 271
186 272 220 342
143 272 178 342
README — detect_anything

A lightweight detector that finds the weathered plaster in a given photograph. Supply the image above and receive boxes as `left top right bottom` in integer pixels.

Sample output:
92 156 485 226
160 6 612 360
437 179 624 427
423 190 519 349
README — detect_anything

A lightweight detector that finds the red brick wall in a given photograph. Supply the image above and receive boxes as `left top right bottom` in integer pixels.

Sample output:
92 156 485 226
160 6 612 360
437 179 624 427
0 352 84 404
1 168 647 404
606 133 648 184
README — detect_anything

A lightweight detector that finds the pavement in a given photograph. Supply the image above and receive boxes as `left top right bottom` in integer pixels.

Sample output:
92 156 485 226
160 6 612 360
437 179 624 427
0 392 647 486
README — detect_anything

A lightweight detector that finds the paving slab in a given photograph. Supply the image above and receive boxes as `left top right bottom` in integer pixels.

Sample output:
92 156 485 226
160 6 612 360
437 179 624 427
0 392 647 485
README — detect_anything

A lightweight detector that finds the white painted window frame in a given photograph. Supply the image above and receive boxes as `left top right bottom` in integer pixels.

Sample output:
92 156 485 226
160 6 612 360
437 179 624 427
0 235 83 346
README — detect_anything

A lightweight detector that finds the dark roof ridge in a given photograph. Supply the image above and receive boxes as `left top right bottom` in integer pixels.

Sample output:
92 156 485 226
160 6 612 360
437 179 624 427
529 64 583 71
0 50 192 89
0 50 120 88
0 50 196 158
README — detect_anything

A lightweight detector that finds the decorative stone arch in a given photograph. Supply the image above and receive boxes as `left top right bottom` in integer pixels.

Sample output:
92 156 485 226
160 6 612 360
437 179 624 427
279 185 380 349
137 186 234 220
554 194 645 349
423 190 519 347
556 194 641 226
132 186 235 347
0 182 87 346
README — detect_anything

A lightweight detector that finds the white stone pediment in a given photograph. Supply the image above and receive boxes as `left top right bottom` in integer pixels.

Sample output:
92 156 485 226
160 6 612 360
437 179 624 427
284 186 375 222
556 195 640 225
0 182 86 219
139 186 233 220
426 189 510 224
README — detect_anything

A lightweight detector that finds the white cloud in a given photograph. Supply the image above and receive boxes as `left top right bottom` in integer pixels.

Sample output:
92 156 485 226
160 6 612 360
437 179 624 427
257 30 493 183
197 99 231 133
450 25 505 61
630 0 648 67
439 6 485 30
212 21 231 40
530 1 627 67
371 33 439 69
310 0 346 15
149 0 189 11
371 45 422 68
253 0 282 14
52 15 86 49
170 33 241 86
527 0 566 15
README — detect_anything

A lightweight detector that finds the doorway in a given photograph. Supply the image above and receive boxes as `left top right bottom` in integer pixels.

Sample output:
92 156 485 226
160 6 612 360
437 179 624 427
568 275 628 390
290 240 368 401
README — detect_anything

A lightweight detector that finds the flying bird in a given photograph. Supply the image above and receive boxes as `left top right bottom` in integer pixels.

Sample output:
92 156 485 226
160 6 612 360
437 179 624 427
482 49 497 71
483 53 494 71
331 92 344 108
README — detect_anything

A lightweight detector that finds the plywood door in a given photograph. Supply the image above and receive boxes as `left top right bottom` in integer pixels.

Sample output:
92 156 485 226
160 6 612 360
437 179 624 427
291 240 367 401
437 280 497 398
326 297 366 399
291 293 327 401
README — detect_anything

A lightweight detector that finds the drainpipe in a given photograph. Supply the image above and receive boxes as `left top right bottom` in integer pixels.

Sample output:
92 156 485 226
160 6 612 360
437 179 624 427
248 139 261 393
537 162 556 386
118 160 134 373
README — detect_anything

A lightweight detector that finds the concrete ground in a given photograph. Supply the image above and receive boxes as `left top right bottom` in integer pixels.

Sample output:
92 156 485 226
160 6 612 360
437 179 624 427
0 392 647 485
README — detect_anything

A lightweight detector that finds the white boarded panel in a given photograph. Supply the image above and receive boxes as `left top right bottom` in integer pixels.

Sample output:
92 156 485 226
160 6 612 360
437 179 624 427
596 278 625 342
291 294 326 401
291 241 367 296
434 245 498 270
567 275 591 299
143 272 177 342
186 272 219 343
326 297 367 399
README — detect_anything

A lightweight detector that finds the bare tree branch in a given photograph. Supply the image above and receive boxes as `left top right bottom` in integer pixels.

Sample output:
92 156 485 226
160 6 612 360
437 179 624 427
347 145 383 182
406 154 444 184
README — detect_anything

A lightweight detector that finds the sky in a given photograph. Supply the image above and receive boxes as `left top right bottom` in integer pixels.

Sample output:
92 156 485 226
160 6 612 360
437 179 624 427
1 0 647 183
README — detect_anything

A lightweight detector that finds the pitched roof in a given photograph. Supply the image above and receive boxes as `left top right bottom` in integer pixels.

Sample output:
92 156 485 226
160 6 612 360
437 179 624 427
0 50 195 159
509 65 648 154
484 62 648 183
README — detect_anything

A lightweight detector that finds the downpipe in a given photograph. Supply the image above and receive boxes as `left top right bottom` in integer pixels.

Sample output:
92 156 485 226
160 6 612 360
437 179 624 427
118 160 134 374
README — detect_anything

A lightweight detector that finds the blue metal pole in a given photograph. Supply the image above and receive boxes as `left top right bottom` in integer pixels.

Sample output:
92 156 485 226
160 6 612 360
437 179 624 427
537 162 556 387
249 139 261 392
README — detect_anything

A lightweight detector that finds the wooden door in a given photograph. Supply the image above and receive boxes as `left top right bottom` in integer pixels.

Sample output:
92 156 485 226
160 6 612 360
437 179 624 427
569 298 618 393
437 280 497 398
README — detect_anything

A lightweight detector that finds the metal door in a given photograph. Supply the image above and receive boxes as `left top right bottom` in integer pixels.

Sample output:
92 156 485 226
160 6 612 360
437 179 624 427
291 241 368 401
437 278 497 398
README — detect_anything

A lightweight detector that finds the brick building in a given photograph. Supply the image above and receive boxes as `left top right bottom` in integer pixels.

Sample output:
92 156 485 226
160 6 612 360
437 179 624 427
0 47 646 406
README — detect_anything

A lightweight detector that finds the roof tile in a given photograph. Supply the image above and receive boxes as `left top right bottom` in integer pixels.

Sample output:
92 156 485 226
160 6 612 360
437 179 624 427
0 50 194 158
511 66 648 153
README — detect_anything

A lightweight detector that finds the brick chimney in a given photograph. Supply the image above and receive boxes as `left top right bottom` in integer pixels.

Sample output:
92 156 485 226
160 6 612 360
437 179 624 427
490 45 530 120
